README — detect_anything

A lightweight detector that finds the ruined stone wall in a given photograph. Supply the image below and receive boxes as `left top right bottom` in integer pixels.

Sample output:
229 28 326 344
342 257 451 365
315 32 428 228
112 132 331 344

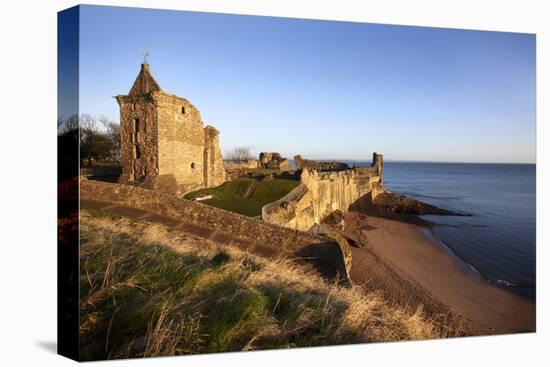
80 180 326 251
203 126 226 187
294 155 349 171
224 160 259 170
258 152 290 170
156 92 205 193
263 153 384 231
116 63 226 195
116 95 159 185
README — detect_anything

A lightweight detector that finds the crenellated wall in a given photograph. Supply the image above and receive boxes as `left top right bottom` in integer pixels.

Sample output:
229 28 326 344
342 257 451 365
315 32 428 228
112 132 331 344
263 153 385 231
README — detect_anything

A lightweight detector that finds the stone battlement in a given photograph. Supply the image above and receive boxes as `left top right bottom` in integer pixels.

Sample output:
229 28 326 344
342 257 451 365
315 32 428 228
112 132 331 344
262 152 385 231
294 155 350 172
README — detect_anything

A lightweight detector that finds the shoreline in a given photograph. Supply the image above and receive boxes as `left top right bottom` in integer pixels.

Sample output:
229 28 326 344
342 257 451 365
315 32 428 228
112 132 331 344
343 212 535 335
422 226 535 301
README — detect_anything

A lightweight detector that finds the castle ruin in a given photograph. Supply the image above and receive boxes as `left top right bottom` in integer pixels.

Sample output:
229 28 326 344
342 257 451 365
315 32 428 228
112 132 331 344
258 152 290 170
114 63 386 233
224 152 291 171
116 63 225 194
262 153 385 231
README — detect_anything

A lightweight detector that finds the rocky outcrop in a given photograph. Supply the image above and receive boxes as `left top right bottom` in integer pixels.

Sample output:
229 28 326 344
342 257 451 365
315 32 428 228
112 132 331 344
350 190 470 225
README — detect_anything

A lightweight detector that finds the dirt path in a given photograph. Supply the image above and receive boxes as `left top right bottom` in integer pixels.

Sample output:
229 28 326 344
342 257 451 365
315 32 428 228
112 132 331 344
344 211 536 335
81 199 341 279
81 199 284 258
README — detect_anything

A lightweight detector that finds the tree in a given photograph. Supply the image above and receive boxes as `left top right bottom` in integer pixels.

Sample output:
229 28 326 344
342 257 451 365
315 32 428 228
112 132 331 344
78 114 122 165
99 115 121 161
58 114 121 168
79 114 99 166
225 146 254 163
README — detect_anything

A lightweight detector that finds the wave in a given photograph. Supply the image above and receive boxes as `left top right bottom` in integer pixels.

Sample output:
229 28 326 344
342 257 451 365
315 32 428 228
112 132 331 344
403 192 462 201
427 231 485 280
428 230 534 294
490 279 535 290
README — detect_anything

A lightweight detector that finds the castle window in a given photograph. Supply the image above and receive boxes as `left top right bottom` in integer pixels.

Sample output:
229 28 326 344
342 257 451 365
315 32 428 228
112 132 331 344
134 118 140 131
181 106 185 114
190 162 196 169
135 145 141 159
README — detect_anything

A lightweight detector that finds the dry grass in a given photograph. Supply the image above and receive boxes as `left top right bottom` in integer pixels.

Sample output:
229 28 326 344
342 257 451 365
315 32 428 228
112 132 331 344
79 209 458 361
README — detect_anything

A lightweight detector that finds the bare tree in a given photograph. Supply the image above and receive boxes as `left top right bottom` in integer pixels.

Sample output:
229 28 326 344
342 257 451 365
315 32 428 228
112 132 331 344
225 146 254 163
79 114 98 145
58 114 121 166
80 114 115 165
99 115 121 161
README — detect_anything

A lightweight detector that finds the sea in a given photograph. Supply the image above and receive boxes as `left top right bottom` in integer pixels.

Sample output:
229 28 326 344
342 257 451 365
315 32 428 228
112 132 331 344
351 161 536 300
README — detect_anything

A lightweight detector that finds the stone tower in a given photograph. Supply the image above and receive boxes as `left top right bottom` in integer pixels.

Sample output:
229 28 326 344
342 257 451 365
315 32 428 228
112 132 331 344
115 63 226 194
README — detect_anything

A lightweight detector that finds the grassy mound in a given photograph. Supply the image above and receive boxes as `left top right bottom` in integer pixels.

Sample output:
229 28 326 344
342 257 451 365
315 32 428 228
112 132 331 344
79 210 459 361
184 177 299 216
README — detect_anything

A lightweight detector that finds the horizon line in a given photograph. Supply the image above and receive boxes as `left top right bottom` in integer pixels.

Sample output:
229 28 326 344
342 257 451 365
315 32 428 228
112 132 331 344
295 158 536 165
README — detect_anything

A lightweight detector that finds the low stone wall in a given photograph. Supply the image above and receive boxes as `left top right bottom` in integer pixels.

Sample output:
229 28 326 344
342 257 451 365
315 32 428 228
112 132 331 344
294 155 349 171
263 152 384 231
224 160 259 170
80 166 122 178
261 184 308 227
80 180 326 252
81 180 355 284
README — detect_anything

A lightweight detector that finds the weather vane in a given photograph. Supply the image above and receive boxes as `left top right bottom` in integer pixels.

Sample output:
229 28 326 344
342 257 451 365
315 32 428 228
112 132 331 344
143 51 150 63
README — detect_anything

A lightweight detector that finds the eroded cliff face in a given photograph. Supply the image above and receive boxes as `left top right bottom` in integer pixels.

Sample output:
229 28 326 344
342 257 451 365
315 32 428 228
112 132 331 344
263 153 385 231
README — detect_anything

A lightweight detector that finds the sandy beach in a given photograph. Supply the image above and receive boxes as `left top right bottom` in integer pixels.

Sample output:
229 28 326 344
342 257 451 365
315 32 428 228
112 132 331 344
343 211 535 335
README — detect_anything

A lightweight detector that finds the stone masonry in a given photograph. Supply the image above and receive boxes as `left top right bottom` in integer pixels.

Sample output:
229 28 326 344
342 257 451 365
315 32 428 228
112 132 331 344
258 152 290 170
294 155 349 171
116 63 225 194
262 153 385 231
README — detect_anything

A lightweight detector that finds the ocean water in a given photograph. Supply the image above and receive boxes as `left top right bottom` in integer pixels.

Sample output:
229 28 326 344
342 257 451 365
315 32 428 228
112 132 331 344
364 162 536 299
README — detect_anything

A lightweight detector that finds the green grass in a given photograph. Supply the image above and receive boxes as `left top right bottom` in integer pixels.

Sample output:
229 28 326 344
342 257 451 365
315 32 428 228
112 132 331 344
184 177 300 216
79 210 463 361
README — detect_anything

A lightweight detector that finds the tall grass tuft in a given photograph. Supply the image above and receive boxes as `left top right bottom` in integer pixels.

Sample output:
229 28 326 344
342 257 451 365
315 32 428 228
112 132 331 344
79 210 467 360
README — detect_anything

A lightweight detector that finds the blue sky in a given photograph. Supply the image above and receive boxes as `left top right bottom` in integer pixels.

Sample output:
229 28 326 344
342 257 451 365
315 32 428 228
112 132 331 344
74 5 536 163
